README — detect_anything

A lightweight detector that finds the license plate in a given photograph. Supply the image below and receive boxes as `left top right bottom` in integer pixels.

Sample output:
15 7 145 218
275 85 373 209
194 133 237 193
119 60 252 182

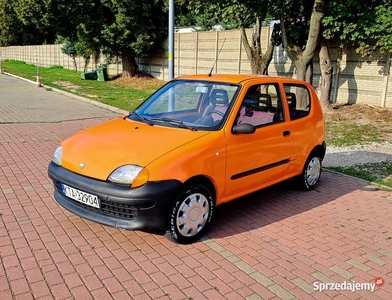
61 184 100 209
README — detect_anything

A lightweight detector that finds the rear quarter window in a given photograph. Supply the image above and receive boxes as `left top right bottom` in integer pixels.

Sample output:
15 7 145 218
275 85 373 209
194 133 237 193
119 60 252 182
283 84 311 120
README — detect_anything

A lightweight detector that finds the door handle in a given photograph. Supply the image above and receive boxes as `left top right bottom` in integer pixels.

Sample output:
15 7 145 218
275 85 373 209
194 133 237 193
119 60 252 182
283 130 291 137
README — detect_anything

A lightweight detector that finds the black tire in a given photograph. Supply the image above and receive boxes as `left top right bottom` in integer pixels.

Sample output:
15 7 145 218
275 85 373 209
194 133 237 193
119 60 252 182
165 184 214 244
299 154 322 190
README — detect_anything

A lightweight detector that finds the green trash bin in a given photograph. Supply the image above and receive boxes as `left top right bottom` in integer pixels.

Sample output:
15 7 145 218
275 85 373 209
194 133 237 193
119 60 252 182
81 70 97 80
96 65 108 82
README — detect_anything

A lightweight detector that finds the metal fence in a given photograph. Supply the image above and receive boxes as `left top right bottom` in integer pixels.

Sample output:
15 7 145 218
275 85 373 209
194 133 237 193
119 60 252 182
1 28 391 108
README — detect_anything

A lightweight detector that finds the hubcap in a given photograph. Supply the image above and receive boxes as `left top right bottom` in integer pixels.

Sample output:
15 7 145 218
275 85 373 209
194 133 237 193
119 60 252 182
306 157 321 186
176 193 209 237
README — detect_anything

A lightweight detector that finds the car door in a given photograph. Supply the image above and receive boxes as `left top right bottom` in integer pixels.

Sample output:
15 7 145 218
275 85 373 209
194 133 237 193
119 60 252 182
224 82 293 197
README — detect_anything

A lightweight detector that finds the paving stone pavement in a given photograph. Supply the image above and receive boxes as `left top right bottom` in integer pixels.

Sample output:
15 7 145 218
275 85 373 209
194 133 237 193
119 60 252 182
0 73 391 299
0 74 124 123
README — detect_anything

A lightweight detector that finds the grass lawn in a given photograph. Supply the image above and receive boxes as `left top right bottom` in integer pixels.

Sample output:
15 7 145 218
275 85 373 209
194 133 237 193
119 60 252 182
1 60 164 112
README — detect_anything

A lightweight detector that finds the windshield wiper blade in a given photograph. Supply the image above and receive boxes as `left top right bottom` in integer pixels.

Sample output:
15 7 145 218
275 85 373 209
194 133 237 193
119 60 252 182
150 117 197 131
131 112 153 126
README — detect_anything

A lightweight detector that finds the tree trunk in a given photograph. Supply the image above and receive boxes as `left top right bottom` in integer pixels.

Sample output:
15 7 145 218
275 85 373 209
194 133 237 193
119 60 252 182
306 61 313 84
240 18 278 75
295 58 307 82
83 56 90 72
319 38 332 111
121 53 138 78
280 0 325 84
72 57 77 72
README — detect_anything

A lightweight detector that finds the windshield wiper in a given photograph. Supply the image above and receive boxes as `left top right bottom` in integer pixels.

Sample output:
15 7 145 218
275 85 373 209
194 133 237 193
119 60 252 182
150 117 197 131
130 112 153 126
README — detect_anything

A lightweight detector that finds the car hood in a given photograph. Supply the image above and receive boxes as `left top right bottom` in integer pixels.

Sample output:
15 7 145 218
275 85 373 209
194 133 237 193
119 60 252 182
61 117 210 180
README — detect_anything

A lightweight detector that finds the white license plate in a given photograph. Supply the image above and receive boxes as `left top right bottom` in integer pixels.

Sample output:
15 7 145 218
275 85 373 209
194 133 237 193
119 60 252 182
61 184 100 208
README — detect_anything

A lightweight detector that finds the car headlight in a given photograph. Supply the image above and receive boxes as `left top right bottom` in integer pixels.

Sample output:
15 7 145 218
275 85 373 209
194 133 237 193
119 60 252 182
52 146 62 166
108 165 149 187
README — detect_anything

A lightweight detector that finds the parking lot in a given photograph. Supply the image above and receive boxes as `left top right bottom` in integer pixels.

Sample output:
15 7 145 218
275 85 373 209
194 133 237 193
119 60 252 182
0 73 391 299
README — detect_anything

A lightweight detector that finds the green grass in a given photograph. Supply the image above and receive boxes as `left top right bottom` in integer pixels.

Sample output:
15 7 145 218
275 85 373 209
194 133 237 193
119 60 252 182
1 60 164 112
326 122 382 147
328 162 392 189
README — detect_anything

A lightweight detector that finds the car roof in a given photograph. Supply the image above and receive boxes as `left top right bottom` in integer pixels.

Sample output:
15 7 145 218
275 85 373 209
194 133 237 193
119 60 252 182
175 74 307 85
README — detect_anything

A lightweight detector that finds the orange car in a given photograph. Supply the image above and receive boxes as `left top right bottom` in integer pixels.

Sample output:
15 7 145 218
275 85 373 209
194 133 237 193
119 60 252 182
48 74 326 244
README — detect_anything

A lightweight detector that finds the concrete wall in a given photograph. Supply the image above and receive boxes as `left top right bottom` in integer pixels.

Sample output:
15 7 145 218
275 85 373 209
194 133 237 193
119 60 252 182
1 28 391 108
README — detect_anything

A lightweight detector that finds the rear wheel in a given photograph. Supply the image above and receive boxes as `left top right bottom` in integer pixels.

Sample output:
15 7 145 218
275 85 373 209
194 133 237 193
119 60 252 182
300 154 322 190
166 184 214 244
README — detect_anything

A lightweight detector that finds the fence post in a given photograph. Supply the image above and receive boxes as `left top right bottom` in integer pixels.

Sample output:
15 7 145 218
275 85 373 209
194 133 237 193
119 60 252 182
176 33 180 77
214 31 219 74
195 32 199 74
238 31 242 74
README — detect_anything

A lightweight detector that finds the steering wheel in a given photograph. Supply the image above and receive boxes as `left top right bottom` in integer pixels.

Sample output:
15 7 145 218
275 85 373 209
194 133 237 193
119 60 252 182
207 110 225 117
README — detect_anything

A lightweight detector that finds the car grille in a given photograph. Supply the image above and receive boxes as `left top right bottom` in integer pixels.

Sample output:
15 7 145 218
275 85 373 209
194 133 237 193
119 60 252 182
55 182 139 220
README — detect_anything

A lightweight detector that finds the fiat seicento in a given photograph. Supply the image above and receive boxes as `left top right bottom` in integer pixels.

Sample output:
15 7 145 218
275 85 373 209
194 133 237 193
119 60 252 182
48 74 326 244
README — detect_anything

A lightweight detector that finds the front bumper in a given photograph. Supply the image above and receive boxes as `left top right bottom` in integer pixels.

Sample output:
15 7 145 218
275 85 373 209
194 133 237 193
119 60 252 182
48 162 182 231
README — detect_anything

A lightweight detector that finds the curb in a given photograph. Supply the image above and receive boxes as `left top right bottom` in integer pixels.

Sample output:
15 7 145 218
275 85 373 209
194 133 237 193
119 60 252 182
323 168 392 191
3 72 129 116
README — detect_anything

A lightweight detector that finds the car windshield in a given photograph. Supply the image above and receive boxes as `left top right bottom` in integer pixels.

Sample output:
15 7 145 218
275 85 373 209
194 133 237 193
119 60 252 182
131 80 240 131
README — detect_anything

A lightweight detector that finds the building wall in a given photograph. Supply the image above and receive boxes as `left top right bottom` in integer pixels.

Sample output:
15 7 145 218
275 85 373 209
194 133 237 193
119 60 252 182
1 28 391 108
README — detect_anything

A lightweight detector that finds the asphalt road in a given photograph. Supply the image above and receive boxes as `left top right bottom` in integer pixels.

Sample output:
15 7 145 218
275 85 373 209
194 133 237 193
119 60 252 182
0 73 391 299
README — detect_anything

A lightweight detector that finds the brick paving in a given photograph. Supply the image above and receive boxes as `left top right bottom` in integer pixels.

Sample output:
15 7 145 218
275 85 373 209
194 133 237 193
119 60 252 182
0 73 391 299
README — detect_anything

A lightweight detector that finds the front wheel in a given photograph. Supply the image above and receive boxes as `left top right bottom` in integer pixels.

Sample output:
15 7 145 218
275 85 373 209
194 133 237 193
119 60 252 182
299 154 322 190
166 184 214 244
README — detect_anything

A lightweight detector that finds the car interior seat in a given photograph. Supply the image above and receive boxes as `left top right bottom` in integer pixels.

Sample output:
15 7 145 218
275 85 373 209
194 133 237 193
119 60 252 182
203 89 229 121
237 105 274 126
258 93 272 111
286 92 297 111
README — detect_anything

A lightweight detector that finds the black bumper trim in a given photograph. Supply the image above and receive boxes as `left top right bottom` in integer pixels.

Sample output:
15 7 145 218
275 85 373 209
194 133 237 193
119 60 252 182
48 162 182 230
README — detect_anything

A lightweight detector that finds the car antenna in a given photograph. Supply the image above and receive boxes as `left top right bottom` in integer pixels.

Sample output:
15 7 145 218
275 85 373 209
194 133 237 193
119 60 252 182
208 38 226 77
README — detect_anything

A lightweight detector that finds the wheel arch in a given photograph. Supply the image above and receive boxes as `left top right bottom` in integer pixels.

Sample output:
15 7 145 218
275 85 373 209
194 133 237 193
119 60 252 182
182 175 217 204
309 141 326 161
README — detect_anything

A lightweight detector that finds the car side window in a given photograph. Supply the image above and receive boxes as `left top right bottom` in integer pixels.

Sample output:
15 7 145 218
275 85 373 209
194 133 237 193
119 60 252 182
236 84 284 127
283 84 311 120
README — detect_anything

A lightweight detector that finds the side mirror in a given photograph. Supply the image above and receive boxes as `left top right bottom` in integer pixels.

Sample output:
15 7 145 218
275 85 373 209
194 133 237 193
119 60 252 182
232 123 256 134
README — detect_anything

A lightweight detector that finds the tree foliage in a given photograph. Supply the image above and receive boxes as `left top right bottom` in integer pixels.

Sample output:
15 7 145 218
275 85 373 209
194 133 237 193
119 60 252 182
323 0 392 55
174 0 198 28
99 0 168 77
0 0 168 78
0 0 55 45
1 0 391 80
57 37 78 71
189 0 263 30
189 0 280 74
280 0 325 83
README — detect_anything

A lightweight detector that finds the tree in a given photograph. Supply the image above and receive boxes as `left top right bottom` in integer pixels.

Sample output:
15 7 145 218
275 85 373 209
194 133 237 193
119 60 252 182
241 20 281 75
13 0 56 44
249 0 326 108
318 38 332 110
58 37 78 71
174 0 198 28
278 0 325 83
319 1 392 109
0 0 55 46
0 0 168 78
323 1 392 55
190 0 280 75
100 0 168 78
0 0 21 46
